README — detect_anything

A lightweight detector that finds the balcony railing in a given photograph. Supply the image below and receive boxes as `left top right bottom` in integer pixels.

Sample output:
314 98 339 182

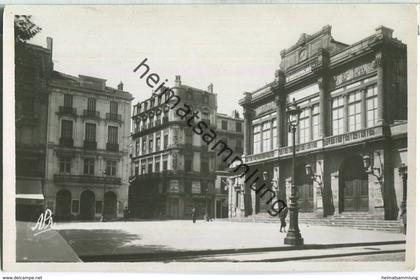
83 110 100 119
244 126 384 164
58 106 77 117
54 174 121 185
84 140 97 150
59 137 74 148
106 142 119 152
106 113 122 122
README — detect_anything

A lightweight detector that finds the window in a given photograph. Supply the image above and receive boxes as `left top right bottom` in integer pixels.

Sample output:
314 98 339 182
85 123 96 141
222 120 228 130
149 137 154 152
106 160 117 176
332 96 344 135
272 119 278 149
147 158 153 173
262 122 271 152
64 94 73 108
156 135 161 151
141 160 146 174
312 105 320 140
163 134 168 149
163 156 168 171
348 91 362 132
61 120 73 139
366 85 378 127
253 125 261 154
155 157 160 172
87 98 96 112
95 201 102 214
83 158 95 175
185 159 192 172
108 126 118 144
110 101 118 114
71 200 79 213
59 158 71 174
299 108 310 144
135 139 140 156
135 161 139 175
201 161 209 173
142 139 146 154
236 122 242 132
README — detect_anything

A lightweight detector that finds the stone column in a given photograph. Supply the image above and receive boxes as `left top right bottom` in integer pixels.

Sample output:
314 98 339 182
317 77 327 137
375 52 386 125
330 171 339 215
243 107 253 156
314 157 324 217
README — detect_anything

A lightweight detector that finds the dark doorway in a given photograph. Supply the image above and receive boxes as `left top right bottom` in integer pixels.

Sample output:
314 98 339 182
295 164 314 212
80 190 95 220
104 191 117 219
339 155 369 212
56 189 72 220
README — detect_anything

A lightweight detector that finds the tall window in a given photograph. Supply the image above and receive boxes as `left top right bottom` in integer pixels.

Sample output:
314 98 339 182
110 101 118 114
299 108 310 144
106 160 117 176
83 158 95 175
141 160 146 174
85 123 96 141
185 159 192 172
87 98 96 112
262 122 271 152
61 120 73 139
149 137 154 152
332 96 344 135
155 157 160 172
253 125 261 154
236 122 242 132
147 158 153 173
163 134 168 149
162 155 168 171
156 135 161 151
222 120 228 130
59 158 71 174
348 91 362 132
366 85 378 127
272 119 278 149
312 105 320 140
142 138 146 154
64 94 73 108
135 139 140 156
108 126 118 144
201 160 209 173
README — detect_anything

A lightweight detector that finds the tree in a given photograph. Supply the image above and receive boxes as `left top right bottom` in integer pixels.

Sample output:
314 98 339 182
14 15 41 45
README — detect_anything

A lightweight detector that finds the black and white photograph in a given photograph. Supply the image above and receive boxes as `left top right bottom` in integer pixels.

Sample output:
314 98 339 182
1 3 418 274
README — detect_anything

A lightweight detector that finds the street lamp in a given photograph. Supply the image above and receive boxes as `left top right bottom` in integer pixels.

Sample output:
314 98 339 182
284 98 304 246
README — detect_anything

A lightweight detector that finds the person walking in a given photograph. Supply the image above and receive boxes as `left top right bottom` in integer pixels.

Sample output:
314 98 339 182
279 205 289 232
191 207 197 223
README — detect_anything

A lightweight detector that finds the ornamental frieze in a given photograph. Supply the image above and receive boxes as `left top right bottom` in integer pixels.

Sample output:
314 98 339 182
334 61 376 86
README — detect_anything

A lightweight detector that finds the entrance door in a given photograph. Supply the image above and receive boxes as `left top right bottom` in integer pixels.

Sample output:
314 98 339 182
80 190 95 220
216 200 222 218
104 191 117 218
340 156 369 212
167 199 179 218
296 165 314 212
56 189 72 220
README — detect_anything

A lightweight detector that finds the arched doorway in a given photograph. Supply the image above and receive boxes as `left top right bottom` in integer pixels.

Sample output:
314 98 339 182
104 191 117 218
56 189 72 220
80 190 95 220
295 164 314 212
339 155 368 212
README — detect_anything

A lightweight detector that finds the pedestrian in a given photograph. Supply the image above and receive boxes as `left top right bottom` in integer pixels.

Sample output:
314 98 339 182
123 206 130 222
191 207 196 223
279 205 289 232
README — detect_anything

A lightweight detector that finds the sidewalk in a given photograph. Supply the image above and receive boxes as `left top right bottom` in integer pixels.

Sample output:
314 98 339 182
54 220 405 260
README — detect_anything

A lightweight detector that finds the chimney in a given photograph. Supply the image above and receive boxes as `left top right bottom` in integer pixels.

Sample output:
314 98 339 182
175 75 182 86
376 26 394 39
208 83 214 93
118 81 124 91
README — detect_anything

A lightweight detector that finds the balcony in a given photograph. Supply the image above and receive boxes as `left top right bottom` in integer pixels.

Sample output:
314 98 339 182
244 126 384 164
83 110 100 120
58 106 77 117
84 140 97 150
106 143 119 152
59 137 74 148
54 174 121 185
106 113 122 122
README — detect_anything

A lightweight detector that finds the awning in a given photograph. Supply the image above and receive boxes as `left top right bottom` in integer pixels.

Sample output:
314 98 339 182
16 179 45 205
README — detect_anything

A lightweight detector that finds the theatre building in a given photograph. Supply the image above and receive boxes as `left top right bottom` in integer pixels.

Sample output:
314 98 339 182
45 72 133 221
238 25 408 225
129 76 218 219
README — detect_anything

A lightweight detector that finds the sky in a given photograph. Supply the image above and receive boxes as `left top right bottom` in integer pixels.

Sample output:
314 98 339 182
17 4 415 115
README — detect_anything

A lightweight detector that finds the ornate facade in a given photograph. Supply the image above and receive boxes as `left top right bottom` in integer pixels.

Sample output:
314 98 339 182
238 25 407 222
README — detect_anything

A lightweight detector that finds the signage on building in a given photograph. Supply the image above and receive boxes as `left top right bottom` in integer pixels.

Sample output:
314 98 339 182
192 181 201 194
334 61 375 86
286 66 312 82
255 101 276 116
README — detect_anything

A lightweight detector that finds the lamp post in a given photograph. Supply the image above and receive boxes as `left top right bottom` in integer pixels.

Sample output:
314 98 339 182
101 169 107 222
284 98 304 246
